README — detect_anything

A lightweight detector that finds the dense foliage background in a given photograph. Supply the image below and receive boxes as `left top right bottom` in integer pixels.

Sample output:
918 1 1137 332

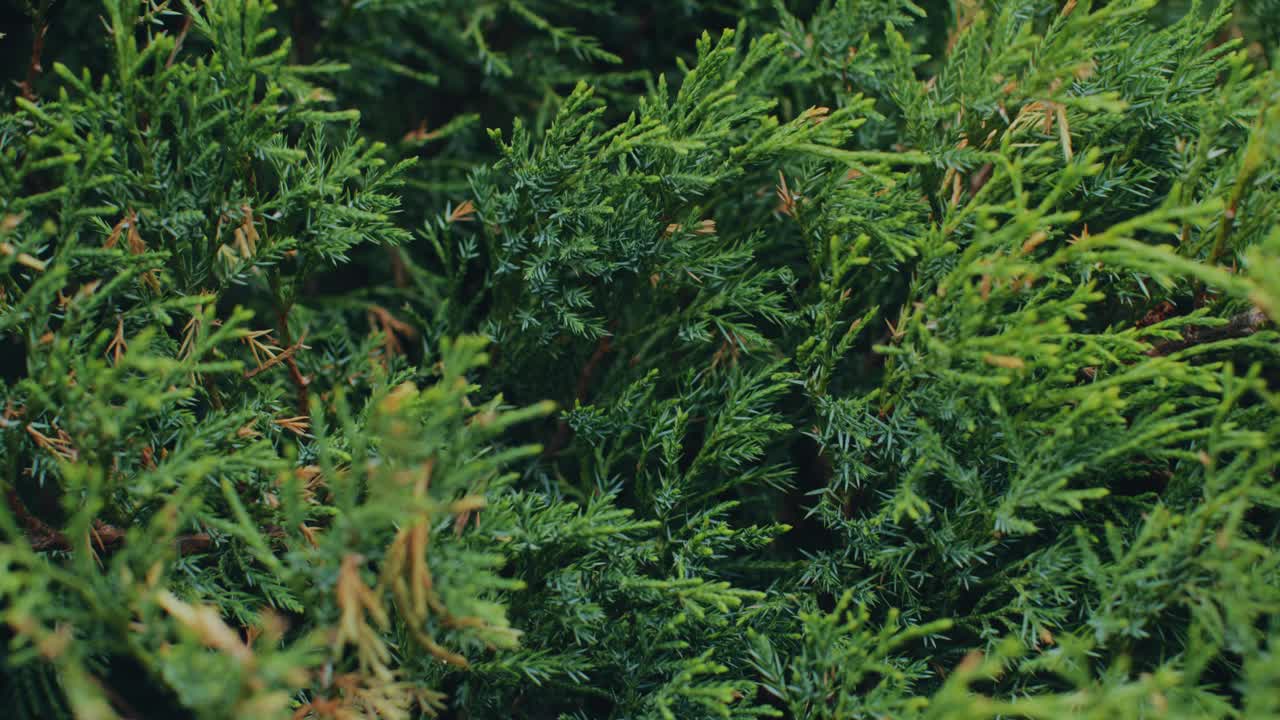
1 1 1279 718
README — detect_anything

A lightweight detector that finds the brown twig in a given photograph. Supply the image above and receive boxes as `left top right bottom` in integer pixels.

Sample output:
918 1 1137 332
5 488 212 556
1146 308 1270 357
176 533 214 555
968 162 994 196
284 355 310 413
243 334 308 380
6 487 65 550
165 13 195 70
387 246 409 288
575 335 613 401
367 304 418 358
544 335 613 457
276 309 311 414
202 373 225 410
17 10 49 101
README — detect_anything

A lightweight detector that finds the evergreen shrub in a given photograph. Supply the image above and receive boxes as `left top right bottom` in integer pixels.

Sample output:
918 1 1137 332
1 1 1279 718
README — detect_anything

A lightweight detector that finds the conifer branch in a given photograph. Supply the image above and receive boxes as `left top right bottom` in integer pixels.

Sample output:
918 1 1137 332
1146 307 1270 357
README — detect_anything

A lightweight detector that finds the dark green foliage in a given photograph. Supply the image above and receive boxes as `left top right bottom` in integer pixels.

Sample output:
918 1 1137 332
2 1 1279 718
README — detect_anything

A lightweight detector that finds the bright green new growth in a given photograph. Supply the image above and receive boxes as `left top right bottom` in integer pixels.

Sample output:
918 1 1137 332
1 0 1278 718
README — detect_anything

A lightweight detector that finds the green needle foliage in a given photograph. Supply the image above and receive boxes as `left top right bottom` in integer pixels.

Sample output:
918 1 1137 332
1 0 1279 718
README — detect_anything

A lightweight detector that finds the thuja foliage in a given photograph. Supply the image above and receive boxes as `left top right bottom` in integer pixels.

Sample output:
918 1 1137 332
1 0 1279 717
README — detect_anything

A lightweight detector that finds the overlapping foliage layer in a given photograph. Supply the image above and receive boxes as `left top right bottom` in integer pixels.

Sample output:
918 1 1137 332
1 1 1278 718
